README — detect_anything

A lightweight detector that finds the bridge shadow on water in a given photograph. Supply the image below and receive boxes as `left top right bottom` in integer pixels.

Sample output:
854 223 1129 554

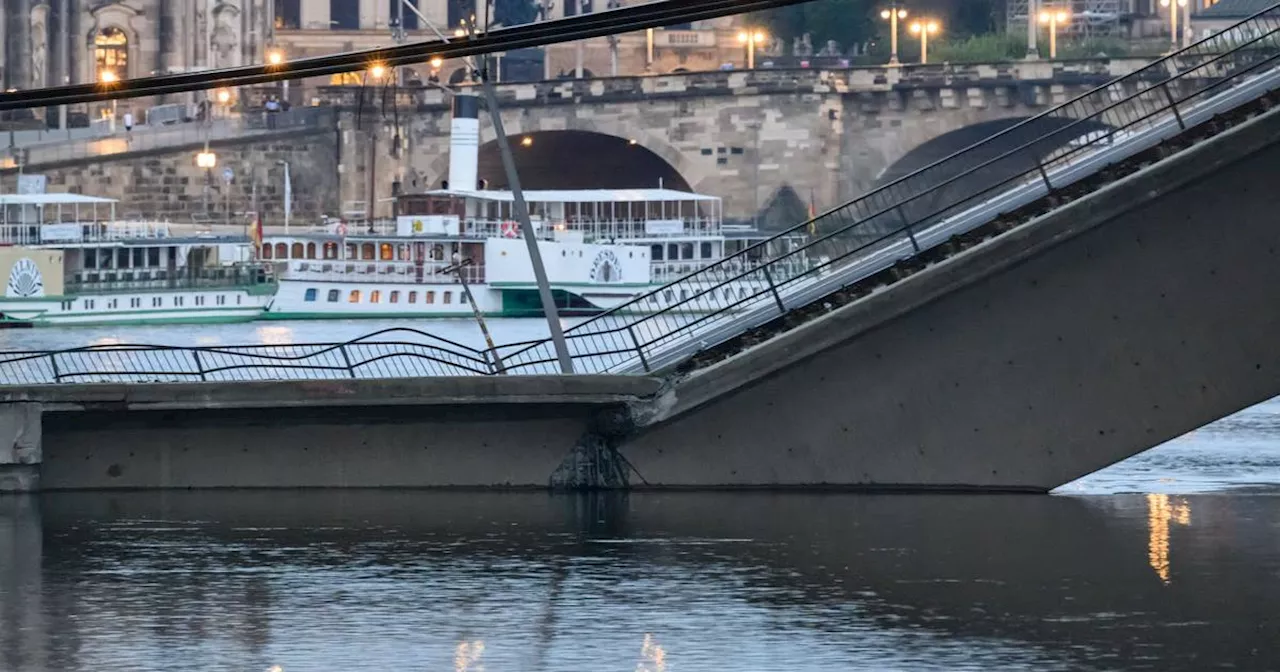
2 490 1277 670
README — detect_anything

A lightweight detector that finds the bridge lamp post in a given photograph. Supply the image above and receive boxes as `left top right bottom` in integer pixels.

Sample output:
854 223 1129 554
1039 9 1070 60
98 70 119 133
266 47 288 104
1159 0 1190 51
196 147 217 216
908 20 940 64
738 29 766 70
879 6 908 66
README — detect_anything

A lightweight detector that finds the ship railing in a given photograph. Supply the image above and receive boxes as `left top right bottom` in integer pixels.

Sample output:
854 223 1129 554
561 217 723 241
283 261 485 284
650 257 813 284
66 264 274 294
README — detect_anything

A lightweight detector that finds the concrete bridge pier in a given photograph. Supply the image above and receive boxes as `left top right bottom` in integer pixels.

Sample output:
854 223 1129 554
0 403 40 493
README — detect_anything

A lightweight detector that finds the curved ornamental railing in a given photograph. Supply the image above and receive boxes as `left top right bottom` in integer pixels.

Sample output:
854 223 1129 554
0 328 497 384
3 6 1280 385
490 4 1280 376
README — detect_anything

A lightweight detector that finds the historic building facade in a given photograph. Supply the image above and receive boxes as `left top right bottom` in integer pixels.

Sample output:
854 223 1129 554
0 0 745 96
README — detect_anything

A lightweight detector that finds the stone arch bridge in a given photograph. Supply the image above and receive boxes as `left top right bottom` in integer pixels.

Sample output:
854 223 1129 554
330 58 1155 224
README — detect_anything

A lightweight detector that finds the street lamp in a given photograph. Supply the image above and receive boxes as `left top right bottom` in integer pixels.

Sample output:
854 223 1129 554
1159 0 1190 51
737 29 766 70
879 5 908 66
1039 9 1070 59
98 70 119 132
909 19 940 64
266 47 289 103
196 147 217 215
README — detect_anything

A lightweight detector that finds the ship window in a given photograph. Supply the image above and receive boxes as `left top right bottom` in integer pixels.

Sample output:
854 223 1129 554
262 244 273 259
148 247 161 266
237 295 242 304
648 294 658 305
175 296 184 306
651 244 663 261
370 290 381 303
390 290 400 303
85 249 98 268
108 299 118 309
380 243 394 261
292 243 305 259
217 295 226 305
153 297 162 307
306 243 317 259
348 290 361 303
460 292 468 305
346 243 357 259
117 249 131 268
426 291 436 304
195 296 205 306
663 290 674 303
132 248 145 266
324 242 339 259
667 243 678 259
443 291 452 304
701 242 713 258
361 243 376 260
327 289 340 302
408 291 418 304
397 244 409 261
304 288 318 302
681 243 694 260
275 243 288 259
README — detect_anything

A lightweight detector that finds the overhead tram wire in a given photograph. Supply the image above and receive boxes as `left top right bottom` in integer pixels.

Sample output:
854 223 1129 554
0 0 811 111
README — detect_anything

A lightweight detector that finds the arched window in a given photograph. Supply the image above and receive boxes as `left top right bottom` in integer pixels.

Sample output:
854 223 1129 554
261 244 273 259
345 243 357 259
323 242 338 259
306 242 317 259
274 243 288 259
94 27 129 79
379 243 394 261
291 242 304 259
361 243 375 260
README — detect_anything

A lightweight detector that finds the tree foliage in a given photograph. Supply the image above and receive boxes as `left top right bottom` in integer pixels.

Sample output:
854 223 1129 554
755 0 1004 55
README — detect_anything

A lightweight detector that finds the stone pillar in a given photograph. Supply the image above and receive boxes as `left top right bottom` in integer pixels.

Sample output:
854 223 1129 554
299 0 329 30
0 403 41 493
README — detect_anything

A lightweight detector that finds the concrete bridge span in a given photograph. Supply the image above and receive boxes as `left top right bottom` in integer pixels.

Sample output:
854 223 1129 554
620 101 1280 491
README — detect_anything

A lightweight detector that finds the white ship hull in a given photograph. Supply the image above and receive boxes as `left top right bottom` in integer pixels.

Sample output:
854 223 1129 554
0 287 272 326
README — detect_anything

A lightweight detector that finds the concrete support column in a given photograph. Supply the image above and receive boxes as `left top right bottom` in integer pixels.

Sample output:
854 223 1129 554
0 403 41 493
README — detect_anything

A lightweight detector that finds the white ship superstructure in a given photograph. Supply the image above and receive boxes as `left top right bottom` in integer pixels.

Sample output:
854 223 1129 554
0 193 274 326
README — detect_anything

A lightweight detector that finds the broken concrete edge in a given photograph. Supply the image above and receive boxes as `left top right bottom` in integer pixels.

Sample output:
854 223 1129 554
0 375 666 412
0 401 41 493
638 102 1280 427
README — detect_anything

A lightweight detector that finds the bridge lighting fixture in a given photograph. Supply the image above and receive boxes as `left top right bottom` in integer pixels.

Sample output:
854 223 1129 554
196 150 217 168
737 29 766 69
628 138 638 145
1039 9 1071 59
880 5 908 65
430 56 444 69
266 48 285 66
1159 0 1191 50
908 20 940 64
369 63 388 79
98 70 118 85
215 88 231 104
520 136 534 147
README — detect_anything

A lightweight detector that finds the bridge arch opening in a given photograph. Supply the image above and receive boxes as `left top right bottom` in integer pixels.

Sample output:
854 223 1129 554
866 117 1115 232
875 117 1116 188
475 130 693 192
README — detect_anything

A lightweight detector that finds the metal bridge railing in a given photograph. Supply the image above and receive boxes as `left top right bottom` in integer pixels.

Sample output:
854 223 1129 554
3 7 1280 385
491 3 1280 376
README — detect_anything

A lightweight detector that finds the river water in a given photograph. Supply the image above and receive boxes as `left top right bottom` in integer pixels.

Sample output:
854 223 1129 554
3 323 1280 670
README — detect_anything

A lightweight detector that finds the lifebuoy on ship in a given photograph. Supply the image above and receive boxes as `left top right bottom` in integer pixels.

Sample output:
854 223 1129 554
500 220 519 238
336 220 348 237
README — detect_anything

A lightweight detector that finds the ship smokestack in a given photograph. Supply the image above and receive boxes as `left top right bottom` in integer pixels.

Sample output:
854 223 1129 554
448 93 481 192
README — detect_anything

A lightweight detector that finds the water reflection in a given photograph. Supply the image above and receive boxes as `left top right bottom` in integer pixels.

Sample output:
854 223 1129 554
1146 494 1193 584
2 491 1277 671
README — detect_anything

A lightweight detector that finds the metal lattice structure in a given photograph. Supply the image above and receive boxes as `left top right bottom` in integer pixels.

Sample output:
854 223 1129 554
1007 0 1127 37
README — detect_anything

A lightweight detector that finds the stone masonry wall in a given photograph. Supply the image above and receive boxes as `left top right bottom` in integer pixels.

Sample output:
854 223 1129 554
1 130 340 227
